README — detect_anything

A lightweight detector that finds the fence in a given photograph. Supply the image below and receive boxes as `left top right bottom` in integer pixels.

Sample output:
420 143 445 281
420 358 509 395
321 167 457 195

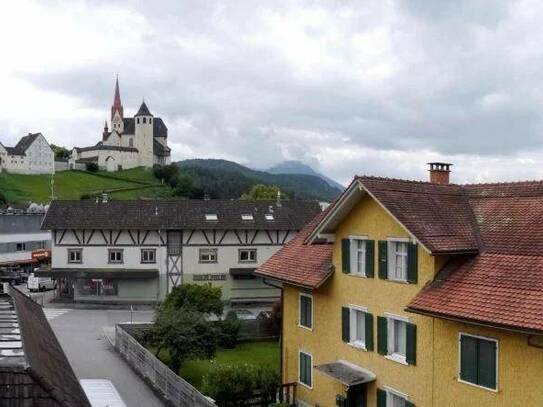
115 323 216 407
238 318 279 341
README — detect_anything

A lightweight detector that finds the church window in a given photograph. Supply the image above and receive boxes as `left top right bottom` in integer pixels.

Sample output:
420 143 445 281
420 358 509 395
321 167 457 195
143 117 147 124
137 118 140 124
149 118 152 124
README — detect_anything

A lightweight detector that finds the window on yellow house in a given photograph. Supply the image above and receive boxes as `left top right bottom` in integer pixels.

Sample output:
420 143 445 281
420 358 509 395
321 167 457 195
342 306 374 351
377 387 413 407
298 351 312 388
459 333 498 391
299 293 313 329
377 315 416 366
388 241 408 281
350 238 367 276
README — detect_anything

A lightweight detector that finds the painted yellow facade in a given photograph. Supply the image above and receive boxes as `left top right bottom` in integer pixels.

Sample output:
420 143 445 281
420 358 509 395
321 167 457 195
281 193 543 406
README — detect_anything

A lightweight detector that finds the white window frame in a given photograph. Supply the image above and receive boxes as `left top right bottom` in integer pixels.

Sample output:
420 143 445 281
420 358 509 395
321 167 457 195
67 248 82 264
108 249 124 264
238 248 257 263
457 332 499 392
298 293 313 331
349 235 368 277
298 350 313 389
387 238 409 282
199 248 218 263
383 386 410 407
348 304 368 350
265 213 274 221
141 248 156 264
384 313 409 365
241 214 254 221
205 214 218 221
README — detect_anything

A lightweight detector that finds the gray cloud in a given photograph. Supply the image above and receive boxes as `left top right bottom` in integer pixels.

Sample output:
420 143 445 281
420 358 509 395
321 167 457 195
4 0 543 185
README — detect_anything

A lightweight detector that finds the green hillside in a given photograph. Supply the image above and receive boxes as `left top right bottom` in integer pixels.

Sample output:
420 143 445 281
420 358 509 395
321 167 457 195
0 167 172 204
177 159 342 201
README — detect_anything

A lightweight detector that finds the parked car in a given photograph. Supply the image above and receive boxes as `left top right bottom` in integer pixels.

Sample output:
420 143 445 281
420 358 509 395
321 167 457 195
27 273 56 292
0 268 24 286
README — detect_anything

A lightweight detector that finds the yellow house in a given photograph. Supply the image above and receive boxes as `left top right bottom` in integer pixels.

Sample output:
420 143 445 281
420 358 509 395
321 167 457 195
256 163 543 407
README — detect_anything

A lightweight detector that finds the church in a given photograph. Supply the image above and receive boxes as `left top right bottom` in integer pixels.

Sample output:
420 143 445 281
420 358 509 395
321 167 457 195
69 78 171 172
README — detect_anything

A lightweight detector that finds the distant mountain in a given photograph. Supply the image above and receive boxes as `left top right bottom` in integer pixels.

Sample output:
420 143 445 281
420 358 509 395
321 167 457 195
176 159 342 201
267 160 344 190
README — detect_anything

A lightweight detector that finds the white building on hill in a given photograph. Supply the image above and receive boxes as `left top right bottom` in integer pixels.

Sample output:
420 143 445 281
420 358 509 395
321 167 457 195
0 133 55 174
69 78 171 172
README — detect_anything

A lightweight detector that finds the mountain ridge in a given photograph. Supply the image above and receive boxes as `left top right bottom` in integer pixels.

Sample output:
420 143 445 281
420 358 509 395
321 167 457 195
266 160 344 190
176 158 342 201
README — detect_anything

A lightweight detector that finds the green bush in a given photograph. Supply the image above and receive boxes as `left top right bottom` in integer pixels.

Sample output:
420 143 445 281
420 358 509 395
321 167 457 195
86 162 99 172
161 284 223 316
80 193 92 200
0 191 7 205
218 311 241 349
201 364 279 405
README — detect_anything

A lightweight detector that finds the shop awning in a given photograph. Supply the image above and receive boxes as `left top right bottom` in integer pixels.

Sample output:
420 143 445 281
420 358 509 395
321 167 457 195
229 268 256 277
35 268 158 280
315 361 376 386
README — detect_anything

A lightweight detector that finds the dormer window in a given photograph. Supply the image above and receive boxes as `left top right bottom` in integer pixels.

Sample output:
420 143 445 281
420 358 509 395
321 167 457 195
241 214 254 221
265 214 274 221
205 214 218 221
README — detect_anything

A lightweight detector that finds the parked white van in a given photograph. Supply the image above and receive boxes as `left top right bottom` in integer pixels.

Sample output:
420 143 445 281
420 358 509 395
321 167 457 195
27 273 55 292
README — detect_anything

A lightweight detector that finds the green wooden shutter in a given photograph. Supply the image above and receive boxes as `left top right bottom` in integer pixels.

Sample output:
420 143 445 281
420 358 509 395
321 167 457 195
406 322 417 365
478 339 497 389
377 316 388 355
460 335 478 384
365 240 374 278
342 307 350 342
378 241 388 279
405 401 415 407
342 239 350 274
365 312 374 351
335 395 347 407
407 242 418 283
377 389 387 407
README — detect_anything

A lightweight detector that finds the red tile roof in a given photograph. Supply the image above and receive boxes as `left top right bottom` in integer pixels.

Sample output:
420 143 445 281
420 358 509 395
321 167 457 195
407 253 543 333
255 210 334 289
358 177 479 254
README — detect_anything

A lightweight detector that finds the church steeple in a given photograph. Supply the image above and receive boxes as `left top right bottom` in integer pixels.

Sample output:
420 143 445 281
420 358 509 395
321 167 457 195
110 75 124 121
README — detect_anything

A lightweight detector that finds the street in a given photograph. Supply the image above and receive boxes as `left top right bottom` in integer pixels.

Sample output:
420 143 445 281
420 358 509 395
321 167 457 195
14 284 165 407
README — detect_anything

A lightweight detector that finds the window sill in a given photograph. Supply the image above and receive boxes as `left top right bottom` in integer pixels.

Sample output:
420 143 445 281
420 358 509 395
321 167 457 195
298 324 313 332
297 380 313 390
385 278 410 284
457 378 498 393
385 353 408 365
348 341 367 351
346 273 368 279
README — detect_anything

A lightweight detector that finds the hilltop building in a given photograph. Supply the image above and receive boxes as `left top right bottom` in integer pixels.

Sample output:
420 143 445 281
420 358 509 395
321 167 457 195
69 78 171 172
257 162 543 406
0 132 54 174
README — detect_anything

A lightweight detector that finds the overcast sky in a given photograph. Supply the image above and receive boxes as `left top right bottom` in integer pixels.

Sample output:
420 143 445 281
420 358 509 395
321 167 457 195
3 0 543 185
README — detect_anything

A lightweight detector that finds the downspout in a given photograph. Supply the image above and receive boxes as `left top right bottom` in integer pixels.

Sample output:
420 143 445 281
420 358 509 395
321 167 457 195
263 278 284 385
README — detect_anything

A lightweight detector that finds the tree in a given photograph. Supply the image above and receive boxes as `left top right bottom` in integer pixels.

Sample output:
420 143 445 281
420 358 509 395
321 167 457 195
50 144 70 160
152 307 219 373
217 311 241 349
0 191 7 205
240 184 281 200
161 284 223 316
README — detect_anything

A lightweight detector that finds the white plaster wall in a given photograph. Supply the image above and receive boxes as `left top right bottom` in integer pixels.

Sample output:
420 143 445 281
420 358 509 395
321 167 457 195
135 117 154 168
25 134 55 174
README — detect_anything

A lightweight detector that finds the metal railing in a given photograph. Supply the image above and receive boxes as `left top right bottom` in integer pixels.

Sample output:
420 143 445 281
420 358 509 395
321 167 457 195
115 324 216 407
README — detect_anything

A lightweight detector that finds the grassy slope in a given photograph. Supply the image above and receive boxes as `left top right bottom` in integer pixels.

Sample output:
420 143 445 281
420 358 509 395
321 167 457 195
0 167 171 203
155 340 280 390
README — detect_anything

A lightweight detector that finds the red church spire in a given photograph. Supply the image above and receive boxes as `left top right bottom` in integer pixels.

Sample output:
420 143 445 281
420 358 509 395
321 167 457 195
110 75 124 120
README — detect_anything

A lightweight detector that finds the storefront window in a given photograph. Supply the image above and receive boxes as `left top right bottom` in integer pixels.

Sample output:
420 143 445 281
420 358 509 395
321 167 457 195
76 279 118 296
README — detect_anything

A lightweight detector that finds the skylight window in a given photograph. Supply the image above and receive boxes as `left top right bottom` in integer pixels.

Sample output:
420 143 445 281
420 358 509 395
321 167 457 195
205 214 218 221
265 214 274 221
241 214 254 221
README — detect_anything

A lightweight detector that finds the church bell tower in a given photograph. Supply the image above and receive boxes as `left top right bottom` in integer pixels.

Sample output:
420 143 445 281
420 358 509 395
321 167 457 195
110 76 124 133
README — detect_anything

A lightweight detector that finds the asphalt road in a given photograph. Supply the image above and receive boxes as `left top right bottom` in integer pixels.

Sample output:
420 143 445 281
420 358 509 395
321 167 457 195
48 307 165 407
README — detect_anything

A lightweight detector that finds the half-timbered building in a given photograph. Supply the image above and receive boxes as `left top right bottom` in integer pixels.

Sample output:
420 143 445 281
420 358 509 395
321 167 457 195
40 197 321 305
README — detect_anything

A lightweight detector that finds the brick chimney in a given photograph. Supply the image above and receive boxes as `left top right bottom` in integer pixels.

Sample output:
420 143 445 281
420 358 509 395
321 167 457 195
428 162 452 184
